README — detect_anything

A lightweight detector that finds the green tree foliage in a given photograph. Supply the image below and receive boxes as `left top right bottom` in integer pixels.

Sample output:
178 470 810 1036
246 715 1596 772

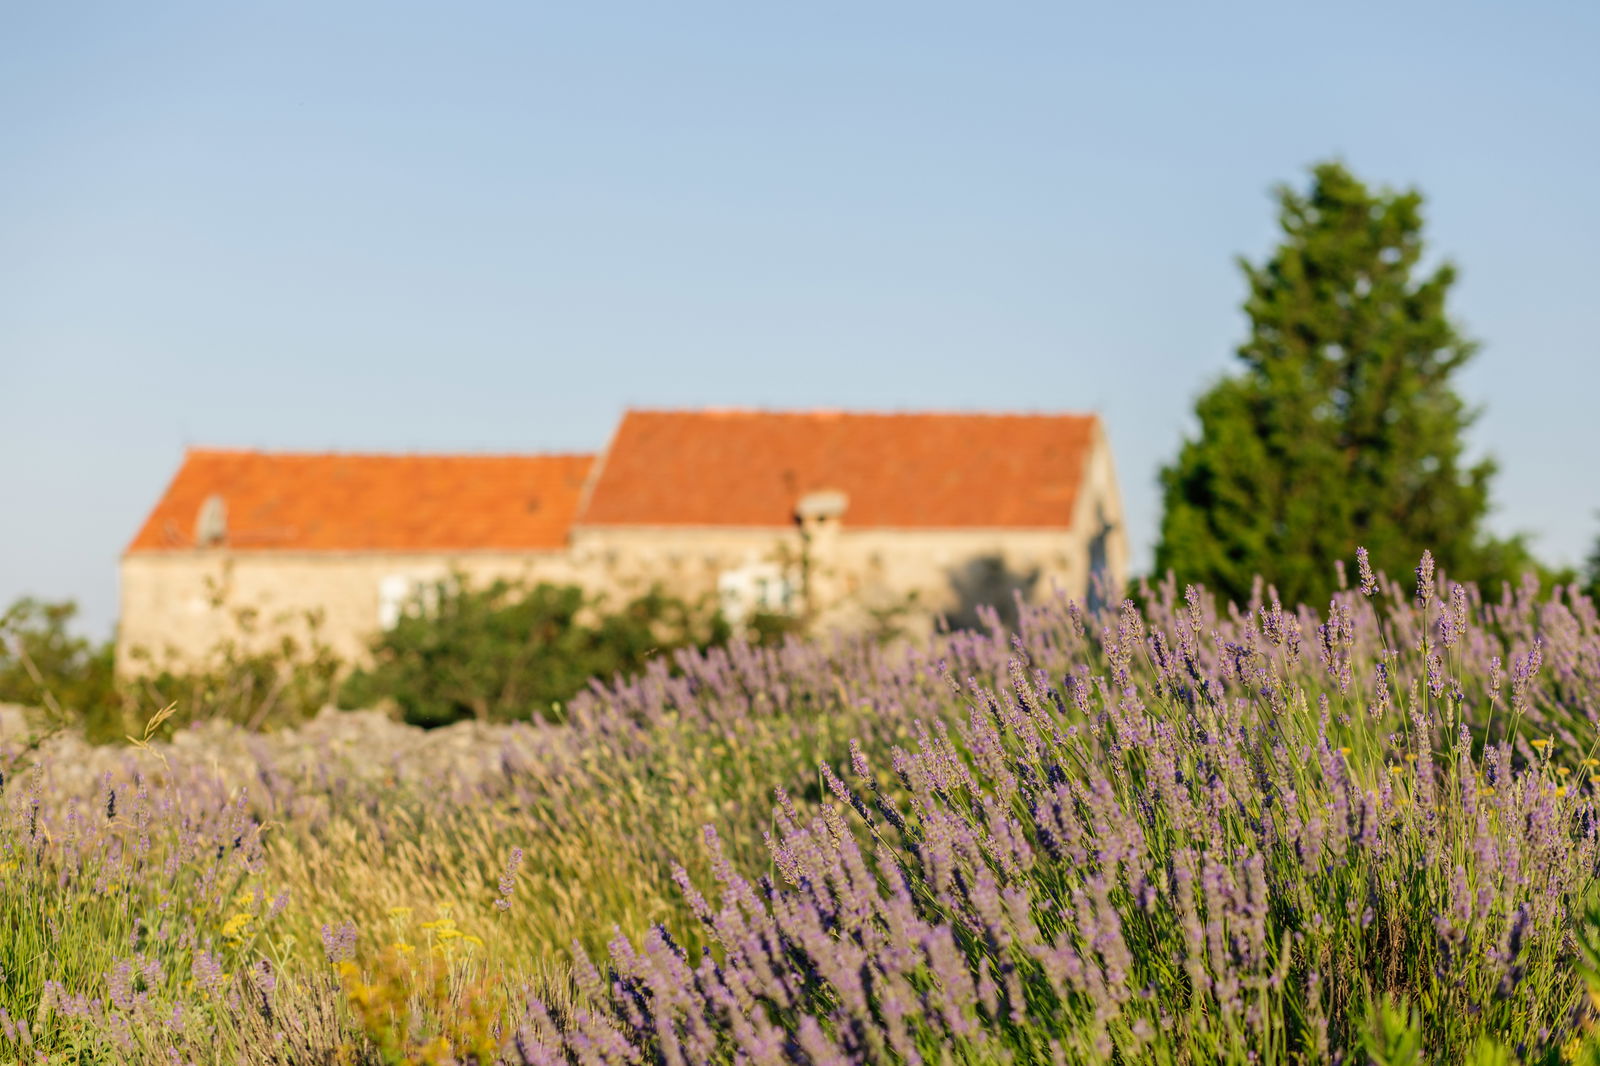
0 598 120 741
1155 161 1529 607
339 578 732 727
1 594 342 743
124 620 342 736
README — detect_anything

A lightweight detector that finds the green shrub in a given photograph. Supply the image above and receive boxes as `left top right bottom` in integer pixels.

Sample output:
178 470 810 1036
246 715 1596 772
1 595 342 744
121 627 342 737
339 577 732 726
0 597 119 741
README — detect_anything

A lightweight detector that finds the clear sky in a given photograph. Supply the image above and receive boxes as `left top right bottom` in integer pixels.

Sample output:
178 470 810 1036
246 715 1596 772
3 1 1597 640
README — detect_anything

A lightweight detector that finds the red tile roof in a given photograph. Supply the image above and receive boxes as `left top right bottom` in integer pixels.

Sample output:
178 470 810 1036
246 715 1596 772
127 450 595 553
577 410 1100 530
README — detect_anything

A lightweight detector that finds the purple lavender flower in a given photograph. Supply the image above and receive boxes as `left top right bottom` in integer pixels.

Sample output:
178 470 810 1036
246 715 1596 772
496 846 526 911
1416 550 1436 609
1356 548 1378 598
319 921 357 964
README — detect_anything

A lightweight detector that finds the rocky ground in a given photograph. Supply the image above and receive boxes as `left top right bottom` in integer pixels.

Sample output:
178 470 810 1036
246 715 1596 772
0 702 569 805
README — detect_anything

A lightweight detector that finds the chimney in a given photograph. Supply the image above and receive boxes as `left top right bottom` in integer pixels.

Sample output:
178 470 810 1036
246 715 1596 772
793 490 846 622
794 489 847 528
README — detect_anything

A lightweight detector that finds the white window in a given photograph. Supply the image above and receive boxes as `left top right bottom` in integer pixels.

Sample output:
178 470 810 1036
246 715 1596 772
717 562 795 625
377 574 446 630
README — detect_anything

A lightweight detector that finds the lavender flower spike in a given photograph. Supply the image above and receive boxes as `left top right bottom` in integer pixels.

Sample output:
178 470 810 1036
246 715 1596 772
1355 547 1378 598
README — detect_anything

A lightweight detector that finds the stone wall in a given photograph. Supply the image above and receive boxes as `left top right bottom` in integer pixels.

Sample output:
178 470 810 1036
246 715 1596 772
116 550 582 673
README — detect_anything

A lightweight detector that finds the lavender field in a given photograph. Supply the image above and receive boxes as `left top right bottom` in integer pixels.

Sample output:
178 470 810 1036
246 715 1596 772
6 553 1600 1064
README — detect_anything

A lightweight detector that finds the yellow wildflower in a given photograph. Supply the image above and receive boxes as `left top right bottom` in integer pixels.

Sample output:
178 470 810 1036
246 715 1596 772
236 889 256 908
1339 747 1352 756
435 928 463 941
463 934 484 948
387 906 413 918
1558 767 1572 777
221 913 254 939
1556 786 1569 798
391 942 415 955
1404 753 1418 763
1531 739 1550 749
1478 787 1495 797
1585 758 1600 767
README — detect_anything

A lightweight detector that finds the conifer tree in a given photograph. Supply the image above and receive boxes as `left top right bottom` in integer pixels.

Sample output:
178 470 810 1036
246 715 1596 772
1155 161 1525 606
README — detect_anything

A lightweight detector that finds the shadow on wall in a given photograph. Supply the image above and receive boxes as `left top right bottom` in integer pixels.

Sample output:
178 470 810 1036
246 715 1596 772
941 554 1041 632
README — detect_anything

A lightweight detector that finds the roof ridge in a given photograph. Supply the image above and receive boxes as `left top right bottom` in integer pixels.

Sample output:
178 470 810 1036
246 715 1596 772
621 407 1101 420
182 447 596 460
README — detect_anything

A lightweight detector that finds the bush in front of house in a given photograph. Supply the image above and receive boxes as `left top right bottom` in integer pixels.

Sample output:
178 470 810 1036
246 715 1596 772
0 578 765 739
338 577 733 727
0 597 120 741
2 595 344 743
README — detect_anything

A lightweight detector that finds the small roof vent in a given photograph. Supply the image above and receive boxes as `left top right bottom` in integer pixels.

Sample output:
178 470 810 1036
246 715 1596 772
195 494 227 547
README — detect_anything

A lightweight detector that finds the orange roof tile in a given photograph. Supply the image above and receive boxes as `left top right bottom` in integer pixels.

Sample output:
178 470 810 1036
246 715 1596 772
577 410 1100 530
127 450 595 553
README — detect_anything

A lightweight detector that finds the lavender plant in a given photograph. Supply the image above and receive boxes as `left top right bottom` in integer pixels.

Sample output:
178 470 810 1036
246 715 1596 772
513 556 1600 1063
2 552 1600 1063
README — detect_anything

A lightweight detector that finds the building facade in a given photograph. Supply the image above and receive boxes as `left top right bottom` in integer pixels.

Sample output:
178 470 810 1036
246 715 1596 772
117 410 1127 674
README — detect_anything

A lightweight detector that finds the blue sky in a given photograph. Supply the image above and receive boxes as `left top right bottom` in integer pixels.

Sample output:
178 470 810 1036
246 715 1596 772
3 1 1597 639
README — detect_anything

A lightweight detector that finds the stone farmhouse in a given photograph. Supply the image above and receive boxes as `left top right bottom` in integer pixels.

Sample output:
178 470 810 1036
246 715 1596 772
117 409 1127 673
